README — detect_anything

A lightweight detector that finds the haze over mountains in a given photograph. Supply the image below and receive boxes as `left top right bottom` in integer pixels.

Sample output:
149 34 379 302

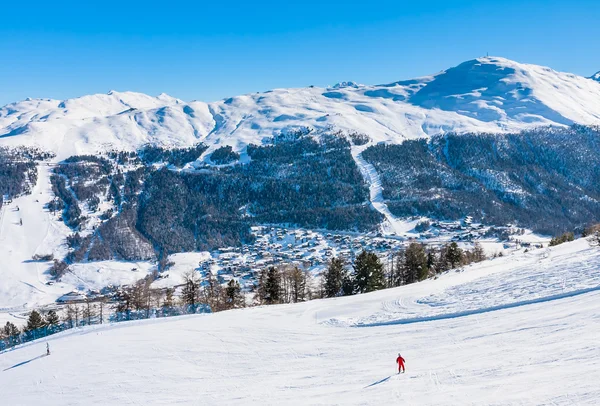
2 56 600 159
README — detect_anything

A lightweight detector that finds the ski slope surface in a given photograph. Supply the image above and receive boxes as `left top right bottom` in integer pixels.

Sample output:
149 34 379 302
2 57 600 159
0 162 157 325
1 239 599 405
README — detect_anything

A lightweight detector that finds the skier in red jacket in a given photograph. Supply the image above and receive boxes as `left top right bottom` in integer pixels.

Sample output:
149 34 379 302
396 353 405 373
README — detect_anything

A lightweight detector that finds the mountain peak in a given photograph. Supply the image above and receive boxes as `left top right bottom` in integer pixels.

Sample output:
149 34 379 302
2 57 600 160
331 81 361 89
591 71 600 81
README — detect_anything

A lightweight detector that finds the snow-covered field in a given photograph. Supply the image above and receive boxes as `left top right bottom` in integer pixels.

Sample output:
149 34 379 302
2 238 599 405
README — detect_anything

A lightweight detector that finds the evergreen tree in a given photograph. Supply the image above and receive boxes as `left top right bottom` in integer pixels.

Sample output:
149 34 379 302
3 321 19 338
549 232 575 246
25 310 46 332
341 272 355 296
45 310 60 326
323 257 345 298
352 250 385 293
366 254 386 292
2 322 20 346
405 242 429 282
45 310 60 332
264 267 281 304
445 242 463 269
225 279 245 309
436 245 449 273
426 250 436 274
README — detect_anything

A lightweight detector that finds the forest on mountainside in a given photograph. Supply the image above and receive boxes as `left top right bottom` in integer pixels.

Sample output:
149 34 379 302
362 125 600 235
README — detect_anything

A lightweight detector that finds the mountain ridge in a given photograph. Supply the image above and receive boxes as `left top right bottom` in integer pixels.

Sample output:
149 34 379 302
2 57 600 160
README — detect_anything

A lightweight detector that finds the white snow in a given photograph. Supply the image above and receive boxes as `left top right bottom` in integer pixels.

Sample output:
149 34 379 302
0 164 73 324
0 163 156 325
2 57 600 159
351 144 419 236
1 238 599 405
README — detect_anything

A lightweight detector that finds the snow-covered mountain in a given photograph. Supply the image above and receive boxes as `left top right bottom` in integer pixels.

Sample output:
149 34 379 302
2 56 600 159
2 56 600 324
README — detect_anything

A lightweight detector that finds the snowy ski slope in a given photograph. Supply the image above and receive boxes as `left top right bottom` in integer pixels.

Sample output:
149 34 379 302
0 163 155 325
2 57 600 159
1 239 599 405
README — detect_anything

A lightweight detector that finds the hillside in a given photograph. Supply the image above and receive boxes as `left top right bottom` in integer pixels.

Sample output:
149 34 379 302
1 238 599 405
2 57 600 159
2 57 600 323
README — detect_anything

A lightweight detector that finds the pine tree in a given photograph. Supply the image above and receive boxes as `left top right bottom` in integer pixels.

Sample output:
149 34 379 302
3 321 19 338
366 257 386 292
341 272 355 296
45 310 60 332
323 257 345 298
26 310 46 332
264 267 281 304
405 242 429 282
2 322 20 346
225 279 245 309
45 310 60 326
426 250 436 274
445 242 463 269
353 250 385 293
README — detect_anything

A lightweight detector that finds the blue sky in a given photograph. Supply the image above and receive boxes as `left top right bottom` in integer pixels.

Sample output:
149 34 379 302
1 0 599 106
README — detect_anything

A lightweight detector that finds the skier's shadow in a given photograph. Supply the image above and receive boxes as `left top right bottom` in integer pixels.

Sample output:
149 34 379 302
3 354 47 371
364 375 392 388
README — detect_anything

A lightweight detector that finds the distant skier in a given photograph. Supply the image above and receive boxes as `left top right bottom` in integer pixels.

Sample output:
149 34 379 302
46 343 50 356
396 353 405 373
